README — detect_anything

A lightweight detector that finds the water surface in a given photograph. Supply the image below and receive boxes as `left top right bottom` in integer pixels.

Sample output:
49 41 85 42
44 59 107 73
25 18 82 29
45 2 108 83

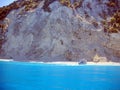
0 61 120 90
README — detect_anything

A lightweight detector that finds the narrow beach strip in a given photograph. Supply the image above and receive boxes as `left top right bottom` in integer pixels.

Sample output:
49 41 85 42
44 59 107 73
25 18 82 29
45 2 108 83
39 61 120 66
0 59 120 66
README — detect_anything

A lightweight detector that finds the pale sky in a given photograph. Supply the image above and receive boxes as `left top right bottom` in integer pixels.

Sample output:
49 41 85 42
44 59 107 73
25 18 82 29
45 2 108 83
0 0 15 7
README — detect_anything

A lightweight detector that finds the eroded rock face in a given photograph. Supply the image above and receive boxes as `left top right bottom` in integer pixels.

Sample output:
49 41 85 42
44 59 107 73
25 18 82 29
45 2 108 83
104 34 120 62
1 0 120 61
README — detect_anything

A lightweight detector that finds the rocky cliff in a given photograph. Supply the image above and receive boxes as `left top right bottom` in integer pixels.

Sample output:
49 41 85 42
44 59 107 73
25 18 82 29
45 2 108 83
0 0 120 62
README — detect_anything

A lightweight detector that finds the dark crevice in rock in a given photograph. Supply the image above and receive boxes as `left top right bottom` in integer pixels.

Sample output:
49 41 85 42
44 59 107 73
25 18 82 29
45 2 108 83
42 0 57 12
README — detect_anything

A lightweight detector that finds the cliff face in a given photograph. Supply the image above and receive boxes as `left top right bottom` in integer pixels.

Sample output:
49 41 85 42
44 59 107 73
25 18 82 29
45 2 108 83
0 0 120 62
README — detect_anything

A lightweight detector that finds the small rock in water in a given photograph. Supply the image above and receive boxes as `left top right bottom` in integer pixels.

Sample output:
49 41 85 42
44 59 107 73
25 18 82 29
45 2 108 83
78 59 87 65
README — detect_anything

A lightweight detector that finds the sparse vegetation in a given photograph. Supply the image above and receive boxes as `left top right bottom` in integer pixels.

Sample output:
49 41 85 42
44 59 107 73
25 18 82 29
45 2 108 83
0 0 40 20
106 1 116 7
103 10 120 33
102 0 120 33
59 0 83 9
24 0 39 11
0 0 84 20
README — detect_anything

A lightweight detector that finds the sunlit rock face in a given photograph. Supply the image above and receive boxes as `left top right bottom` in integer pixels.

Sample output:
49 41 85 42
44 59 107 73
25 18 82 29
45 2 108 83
1 0 120 61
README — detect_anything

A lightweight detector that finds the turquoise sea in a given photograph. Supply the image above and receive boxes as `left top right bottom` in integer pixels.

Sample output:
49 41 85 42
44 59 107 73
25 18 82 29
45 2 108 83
0 61 120 90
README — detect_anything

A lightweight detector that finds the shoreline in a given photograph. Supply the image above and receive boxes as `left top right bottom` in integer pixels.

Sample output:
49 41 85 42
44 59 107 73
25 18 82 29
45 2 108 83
0 59 120 66
0 59 13 62
44 61 120 66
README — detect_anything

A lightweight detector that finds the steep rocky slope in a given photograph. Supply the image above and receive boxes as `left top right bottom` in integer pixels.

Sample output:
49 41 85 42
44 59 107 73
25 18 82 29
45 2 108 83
0 0 120 62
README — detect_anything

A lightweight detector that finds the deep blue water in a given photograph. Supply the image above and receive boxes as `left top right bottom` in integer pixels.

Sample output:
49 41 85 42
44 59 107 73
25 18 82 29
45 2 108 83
0 61 120 90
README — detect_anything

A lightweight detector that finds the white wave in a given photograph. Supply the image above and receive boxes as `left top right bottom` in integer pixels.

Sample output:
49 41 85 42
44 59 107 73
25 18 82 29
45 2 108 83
29 61 78 66
29 61 44 64
0 59 13 62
